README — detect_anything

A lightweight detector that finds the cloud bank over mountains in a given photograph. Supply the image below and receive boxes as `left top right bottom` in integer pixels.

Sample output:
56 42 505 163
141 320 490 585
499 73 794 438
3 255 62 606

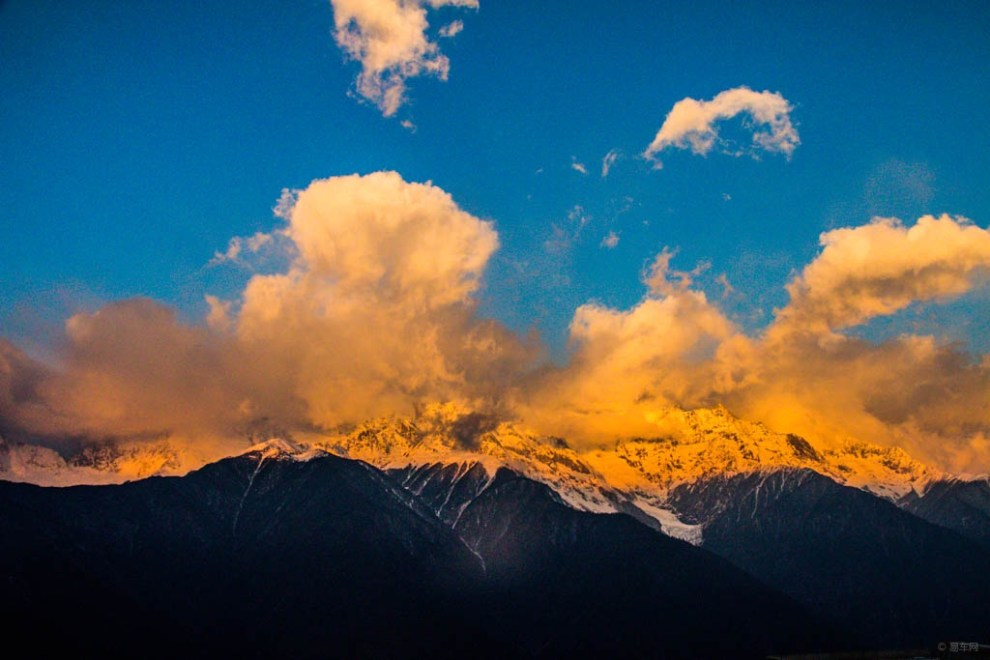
1 171 988 473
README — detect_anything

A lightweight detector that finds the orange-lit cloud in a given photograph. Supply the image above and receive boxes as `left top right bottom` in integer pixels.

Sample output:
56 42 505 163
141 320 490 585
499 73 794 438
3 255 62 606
330 0 478 116
773 214 990 335
1 191 988 473
519 214 990 473
644 86 799 166
232 171 527 426
0 172 531 453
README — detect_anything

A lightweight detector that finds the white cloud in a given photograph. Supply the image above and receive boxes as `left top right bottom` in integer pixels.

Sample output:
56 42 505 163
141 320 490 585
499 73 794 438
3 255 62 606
643 86 799 165
571 157 588 175
601 149 619 177
329 0 478 117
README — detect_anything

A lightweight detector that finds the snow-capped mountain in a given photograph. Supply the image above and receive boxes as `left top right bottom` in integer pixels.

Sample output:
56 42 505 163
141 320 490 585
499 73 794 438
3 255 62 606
4 426 989 655
0 446 840 657
296 402 946 543
584 405 939 499
0 435 191 486
0 402 960 542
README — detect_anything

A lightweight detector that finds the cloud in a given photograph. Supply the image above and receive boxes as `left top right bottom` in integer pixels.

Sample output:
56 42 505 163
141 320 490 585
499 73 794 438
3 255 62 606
329 0 478 117
600 231 620 249
544 205 590 255
570 157 588 175
643 86 799 165
601 149 619 177
438 20 464 38
209 231 276 267
0 339 58 440
773 215 990 336
3 201 990 474
715 273 735 299
230 171 533 427
0 172 532 453
517 214 990 473
519 272 735 441
643 248 709 297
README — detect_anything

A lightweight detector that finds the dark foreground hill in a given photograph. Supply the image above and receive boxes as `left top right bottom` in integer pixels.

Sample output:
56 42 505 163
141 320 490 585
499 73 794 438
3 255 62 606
0 448 834 658
669 469 990 649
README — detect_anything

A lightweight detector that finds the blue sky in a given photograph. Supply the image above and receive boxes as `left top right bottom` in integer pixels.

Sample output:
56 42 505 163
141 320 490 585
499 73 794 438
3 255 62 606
2 0 989 360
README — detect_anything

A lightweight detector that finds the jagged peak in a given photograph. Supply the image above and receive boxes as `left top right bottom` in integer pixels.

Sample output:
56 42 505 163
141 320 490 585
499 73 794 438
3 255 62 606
239 437 331 464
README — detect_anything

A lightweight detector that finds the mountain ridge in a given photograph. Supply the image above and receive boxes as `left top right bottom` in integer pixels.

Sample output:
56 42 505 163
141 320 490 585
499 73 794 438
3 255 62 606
0 447 840 658
2 403 980 546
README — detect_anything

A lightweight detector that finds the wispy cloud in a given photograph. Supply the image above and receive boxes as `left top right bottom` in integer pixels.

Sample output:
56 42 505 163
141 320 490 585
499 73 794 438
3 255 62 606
601 149 619 178
329 0 478 117
209 231 276 267
643 86 799 166
438 19 464 38
545 205 590 254
600 231 620 249
571 157 588 175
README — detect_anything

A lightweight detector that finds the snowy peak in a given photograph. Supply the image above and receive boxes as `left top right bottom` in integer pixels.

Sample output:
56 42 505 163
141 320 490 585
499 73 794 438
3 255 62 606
318 408 702 542
0 403 947 535
584 405 938 499
0 436 188 486
311 403 946 542
241 437 305 460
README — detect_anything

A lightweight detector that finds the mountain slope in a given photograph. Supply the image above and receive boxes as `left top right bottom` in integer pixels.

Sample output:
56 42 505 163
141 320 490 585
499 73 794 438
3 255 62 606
450 467 839 658
0 446 846 658
668 468 990 649
900 477 990 548
0 403 951 517
0 447 503 657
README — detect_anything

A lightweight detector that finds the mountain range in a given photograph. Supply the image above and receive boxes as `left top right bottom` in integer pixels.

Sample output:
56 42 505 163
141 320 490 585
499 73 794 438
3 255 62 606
2 404 989 657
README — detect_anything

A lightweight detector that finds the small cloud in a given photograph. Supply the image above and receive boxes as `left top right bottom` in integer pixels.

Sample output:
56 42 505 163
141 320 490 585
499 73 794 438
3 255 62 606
329 0 478 117
209 232 274 268
601 149 620 178
643 86 799 166
571 157 589 175
544 205 590 255
643 248 710 297
568 205 590 227
400 119 417 132
601 231 620 249
715 273 735 299
439 20 464 38
722 192 732 202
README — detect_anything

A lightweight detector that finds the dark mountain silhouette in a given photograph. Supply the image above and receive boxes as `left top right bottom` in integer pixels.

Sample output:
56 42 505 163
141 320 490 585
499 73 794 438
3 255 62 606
0 448 500 657
1 449 836 658
668 468 990 649
900 477 990 548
